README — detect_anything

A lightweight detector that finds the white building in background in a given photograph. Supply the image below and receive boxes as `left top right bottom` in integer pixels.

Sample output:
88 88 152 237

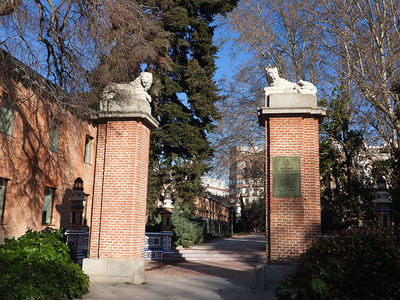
357 144 390 178
201 176 229 197
229 146 264 206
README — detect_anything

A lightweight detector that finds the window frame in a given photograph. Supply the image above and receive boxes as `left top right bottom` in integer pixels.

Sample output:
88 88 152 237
42 187 55 225
49 118 60 152
0 178 9 223
0 93 16 136
84 135 94 164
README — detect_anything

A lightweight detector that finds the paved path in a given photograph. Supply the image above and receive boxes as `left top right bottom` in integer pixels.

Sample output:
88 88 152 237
82 233 276 299
170 232 266 261
177 232 266 251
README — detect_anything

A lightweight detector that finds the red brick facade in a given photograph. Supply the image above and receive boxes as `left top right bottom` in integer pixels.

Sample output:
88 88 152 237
0 82 96 242
0 56 156 279
88 120 151 260
194 196 230 223
265 116 321 261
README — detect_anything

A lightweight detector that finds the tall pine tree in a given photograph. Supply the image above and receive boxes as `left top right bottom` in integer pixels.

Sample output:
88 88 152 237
145 0 238 220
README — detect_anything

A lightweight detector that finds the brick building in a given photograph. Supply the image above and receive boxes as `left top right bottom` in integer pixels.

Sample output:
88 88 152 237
0 53 96 243
0 53 232 267
194 193 231 237
229 146 264 206
0 53 158 282
195 193 230 223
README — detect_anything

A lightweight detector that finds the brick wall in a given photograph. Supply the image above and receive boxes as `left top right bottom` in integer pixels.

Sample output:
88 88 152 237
0 83 96 241
89 120 150 260
194 196 230 222
265 116 320 261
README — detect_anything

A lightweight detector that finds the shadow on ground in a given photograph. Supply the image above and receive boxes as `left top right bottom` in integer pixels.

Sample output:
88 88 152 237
82 233 275 300
142 233 271 299
143 261 269 300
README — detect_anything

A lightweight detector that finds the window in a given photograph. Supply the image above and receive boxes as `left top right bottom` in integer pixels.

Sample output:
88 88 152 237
42 187 55 225
49 119 60 152
0 178 8 223
0 93 15 135
84 136 93 164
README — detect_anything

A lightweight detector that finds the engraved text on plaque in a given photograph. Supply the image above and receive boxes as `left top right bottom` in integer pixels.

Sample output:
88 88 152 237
273 156 301 197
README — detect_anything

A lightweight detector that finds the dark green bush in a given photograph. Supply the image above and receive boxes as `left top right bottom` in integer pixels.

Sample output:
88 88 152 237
0 228 89 300
276 227 400 299
172 204 203 248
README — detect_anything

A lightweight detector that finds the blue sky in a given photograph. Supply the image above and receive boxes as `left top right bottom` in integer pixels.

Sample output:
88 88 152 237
213 26 246 83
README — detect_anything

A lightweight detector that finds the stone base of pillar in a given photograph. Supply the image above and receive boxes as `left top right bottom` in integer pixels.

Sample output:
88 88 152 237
255 264 297 290
82 258 145 283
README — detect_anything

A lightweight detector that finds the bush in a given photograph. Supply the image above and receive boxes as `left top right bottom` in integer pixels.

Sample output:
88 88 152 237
172 204 203 248
276 227 400 299
0 228 89 300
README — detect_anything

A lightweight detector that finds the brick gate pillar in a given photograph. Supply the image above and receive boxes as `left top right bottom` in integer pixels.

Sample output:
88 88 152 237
82 84 158 283
258 93 325 263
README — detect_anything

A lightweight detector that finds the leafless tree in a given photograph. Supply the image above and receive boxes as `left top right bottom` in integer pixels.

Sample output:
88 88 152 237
210 77 264 177
211 0 327 177
223 0 325 83
0 1 169 215
316 0 400 149
212 0 400 178
0 0 168 111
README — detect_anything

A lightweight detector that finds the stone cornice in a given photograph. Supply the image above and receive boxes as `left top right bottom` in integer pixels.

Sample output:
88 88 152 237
90 111 159 129
258 93 326 126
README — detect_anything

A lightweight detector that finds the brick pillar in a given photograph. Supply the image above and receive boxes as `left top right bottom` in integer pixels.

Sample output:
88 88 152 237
258 93 325 263
83 93 158 283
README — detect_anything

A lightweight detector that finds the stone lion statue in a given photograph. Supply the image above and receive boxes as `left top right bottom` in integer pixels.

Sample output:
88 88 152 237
102 72 153 105
264 67 317 96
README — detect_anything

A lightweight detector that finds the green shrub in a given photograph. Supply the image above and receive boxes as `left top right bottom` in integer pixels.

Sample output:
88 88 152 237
276 227 400 299
0 228 89 300
172 204 203 248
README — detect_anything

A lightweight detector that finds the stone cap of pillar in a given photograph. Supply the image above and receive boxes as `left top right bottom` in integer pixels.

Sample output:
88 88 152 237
91 97 159 129
258 93 326 126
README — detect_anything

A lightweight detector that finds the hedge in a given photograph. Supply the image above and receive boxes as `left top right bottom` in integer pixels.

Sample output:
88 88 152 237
0 228 89 300
276 227 400 299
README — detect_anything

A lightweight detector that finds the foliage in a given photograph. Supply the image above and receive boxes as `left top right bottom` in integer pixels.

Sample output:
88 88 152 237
235 198 265 233
245 198 265 232
202 219 230 240
146 210 162 232
0 0 167 98
370 83 400 225
370 149 400 226
0 228 89 300
319 87 375 232
146 0 238 219
276 227 400 299
171 202 203 248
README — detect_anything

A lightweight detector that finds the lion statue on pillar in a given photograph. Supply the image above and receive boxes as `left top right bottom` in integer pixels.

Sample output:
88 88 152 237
100 72 153 113
264 67 317 97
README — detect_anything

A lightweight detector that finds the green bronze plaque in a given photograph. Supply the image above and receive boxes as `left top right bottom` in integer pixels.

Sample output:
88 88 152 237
273 156 301 197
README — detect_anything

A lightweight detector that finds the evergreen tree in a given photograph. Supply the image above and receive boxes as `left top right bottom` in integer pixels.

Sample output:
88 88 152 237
319 87 375 232
245 198 265 233
370 80 400 226
145 0 238 222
